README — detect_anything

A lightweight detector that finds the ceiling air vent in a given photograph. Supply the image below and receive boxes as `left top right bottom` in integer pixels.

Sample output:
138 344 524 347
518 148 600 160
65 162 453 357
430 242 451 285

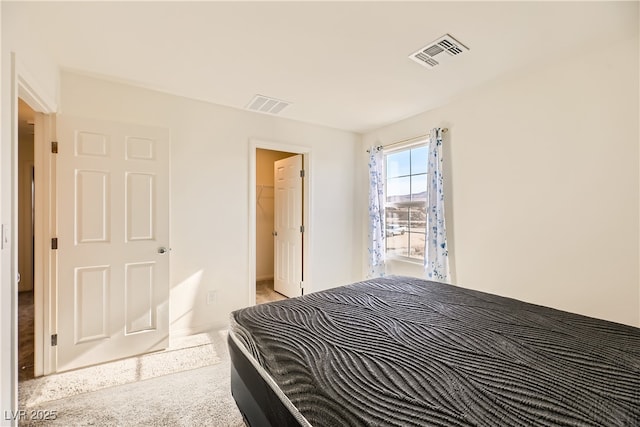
246 94 290 115
409 34 469 69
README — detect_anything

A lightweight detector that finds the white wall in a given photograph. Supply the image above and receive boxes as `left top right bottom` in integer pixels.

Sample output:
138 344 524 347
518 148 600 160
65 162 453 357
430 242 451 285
59 71 362 335
362 34 640 327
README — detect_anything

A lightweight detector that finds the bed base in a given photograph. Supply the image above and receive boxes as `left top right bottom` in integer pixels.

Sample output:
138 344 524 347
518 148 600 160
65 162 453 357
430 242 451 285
228 334 303 427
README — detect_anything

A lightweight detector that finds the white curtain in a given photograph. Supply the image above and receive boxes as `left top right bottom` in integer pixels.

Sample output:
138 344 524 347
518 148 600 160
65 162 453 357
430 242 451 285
424 128 450 282
367 147 385 277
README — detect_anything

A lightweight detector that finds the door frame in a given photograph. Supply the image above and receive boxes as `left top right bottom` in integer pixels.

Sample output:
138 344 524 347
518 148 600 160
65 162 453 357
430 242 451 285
248 139 312 306
18 63 57 379
32 110 55 377
4 53 57 418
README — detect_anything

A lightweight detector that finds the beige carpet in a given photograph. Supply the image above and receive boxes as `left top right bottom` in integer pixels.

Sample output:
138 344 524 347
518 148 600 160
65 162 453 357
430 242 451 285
20 332 224 406
19 329 244 426
16 283 287 426
256 279 287 305
25 359 243 427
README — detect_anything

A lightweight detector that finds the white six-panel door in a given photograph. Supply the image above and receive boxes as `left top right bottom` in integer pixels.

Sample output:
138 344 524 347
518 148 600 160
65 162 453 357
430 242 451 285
274 155 303 298
56 116 170 372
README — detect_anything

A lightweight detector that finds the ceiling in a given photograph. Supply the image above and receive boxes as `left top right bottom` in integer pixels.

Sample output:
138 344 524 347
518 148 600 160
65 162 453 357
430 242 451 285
7 1 638 133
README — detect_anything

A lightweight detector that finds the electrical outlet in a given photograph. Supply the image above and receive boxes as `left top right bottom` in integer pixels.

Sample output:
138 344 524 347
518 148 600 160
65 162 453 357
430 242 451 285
207 290 218 305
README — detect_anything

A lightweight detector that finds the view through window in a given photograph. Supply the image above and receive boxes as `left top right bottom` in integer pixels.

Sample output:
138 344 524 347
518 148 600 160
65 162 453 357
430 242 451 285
385 144 427 261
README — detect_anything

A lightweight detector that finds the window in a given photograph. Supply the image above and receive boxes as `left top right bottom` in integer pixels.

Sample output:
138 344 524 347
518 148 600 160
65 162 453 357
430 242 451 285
385 144 428 261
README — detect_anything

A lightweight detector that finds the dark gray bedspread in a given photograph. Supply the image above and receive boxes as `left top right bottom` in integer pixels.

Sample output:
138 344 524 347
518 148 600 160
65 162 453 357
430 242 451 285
230 276 640 426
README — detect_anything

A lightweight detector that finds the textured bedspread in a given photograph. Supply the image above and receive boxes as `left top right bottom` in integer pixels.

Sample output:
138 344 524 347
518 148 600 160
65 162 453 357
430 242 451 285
230 276 640 426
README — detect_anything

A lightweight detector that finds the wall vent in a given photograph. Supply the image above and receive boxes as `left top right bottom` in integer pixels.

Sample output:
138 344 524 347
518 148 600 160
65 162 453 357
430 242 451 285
246 95 290 115
409 34 469 69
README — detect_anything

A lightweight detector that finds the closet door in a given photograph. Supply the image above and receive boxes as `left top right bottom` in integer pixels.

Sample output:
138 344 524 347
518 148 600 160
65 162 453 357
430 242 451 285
274 155 303 298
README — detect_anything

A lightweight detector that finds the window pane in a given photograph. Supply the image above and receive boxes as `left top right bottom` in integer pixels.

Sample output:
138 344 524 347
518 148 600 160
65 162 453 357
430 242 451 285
411 174 427 202
385 206 407 230
386 150 410 178
386 176 410 203
408 232 425 260
384 144 428 262
385 207 408 257
411 146 428 175
408 206 426 231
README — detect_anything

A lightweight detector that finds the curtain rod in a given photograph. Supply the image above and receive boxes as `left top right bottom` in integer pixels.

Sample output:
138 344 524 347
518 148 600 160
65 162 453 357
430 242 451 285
367 128 448 153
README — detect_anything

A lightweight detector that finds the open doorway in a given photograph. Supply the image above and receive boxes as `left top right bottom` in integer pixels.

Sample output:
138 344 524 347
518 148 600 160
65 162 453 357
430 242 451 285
255 148 296 304
6 57 58 413
17 98 36 381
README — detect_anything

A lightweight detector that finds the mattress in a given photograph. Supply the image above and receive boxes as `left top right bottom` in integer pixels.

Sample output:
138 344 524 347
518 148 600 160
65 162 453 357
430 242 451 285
229 276 640 426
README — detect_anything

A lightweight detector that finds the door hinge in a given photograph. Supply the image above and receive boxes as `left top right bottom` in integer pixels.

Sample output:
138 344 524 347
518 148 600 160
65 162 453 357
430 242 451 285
51 334 58 347
300 281 304 290
300 169 305 178
300 225 304 233
51 238 58 250
51 141 58 154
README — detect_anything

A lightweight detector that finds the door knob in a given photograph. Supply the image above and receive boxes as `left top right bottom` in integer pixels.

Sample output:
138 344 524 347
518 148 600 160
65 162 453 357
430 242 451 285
158 247 168 254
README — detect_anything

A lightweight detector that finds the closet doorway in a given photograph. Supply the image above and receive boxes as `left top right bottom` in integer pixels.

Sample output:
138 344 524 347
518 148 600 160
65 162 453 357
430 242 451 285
250 139 311 307
255 148 298 304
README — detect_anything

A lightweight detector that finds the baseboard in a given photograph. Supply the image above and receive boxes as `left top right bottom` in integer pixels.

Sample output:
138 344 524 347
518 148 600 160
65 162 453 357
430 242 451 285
256 275 274 282
170 321 228 338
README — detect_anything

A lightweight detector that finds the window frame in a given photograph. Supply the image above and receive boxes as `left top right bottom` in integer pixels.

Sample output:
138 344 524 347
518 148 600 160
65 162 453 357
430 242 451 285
383 140 428 264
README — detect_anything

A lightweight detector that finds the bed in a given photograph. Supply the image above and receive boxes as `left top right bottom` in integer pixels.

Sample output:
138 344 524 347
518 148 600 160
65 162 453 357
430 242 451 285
228 276 640 426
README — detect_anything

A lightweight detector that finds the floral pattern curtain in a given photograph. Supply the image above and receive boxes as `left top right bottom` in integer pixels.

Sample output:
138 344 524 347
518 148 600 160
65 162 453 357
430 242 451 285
367 147 385 277
424 128 450 282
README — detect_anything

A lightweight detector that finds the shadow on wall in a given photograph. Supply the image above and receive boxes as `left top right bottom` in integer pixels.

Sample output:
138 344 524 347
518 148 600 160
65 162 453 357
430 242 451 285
170 269 213 336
